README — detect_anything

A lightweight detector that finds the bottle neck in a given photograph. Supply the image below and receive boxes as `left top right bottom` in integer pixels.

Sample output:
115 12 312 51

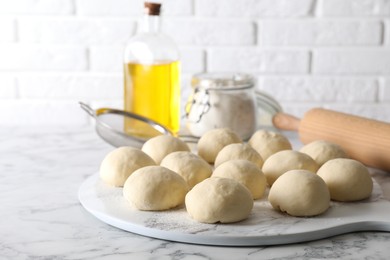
141 14 160 33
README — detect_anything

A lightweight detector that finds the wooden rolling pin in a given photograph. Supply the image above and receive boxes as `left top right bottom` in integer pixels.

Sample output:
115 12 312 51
273 108 390 172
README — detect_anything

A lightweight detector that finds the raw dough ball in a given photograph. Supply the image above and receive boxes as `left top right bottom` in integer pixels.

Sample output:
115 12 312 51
214 143 264 168
317 158 373 202
185 177 253 223
123 166 189 211
300 140 348 167
160 151 212 189
197 128 241 163
100 147 155 187
212 160 267 199
262 150 319 186
142 135 190 164
268 170 330 217
248 130 292 161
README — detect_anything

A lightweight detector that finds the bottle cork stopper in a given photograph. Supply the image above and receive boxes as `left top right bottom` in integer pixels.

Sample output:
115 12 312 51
144 2 161 16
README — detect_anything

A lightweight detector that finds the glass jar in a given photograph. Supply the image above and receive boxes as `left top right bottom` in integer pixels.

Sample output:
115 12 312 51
123 2 180 137
185 73 257 140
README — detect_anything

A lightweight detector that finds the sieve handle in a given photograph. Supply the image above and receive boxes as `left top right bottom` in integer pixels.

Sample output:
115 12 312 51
79 102 96 118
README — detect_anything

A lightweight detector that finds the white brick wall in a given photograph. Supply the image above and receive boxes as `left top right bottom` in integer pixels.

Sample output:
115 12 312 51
208 48 310 73
0 76 16 98
385 19 390 44
0 0 389 127
317 0 390 16
0 45 87 70
312 49 390 74
0 18 15 43
18 74 122 100
196 0 315 17
163 19 255 46
383 78 390 101
89 46 124 72
0 0 74 15
19 18 136 45
259 20 383 46
259 77 378 102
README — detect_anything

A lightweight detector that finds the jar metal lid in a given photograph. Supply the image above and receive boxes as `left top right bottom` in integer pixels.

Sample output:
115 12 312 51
191 73 254 90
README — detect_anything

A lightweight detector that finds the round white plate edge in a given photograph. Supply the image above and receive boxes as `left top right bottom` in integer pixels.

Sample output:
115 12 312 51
78 173 390 246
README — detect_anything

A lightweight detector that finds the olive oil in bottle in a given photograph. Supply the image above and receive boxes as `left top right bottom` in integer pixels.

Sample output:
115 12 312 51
123 2 180 136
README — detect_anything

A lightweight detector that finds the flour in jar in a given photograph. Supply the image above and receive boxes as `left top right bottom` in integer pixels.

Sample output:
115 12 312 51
186 73 257 140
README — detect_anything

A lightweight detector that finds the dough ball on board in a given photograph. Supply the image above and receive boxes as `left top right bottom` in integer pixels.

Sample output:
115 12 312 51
160 151 212 189
185 177 253 223
214 143 264 168
212 160 267 199
300 140 348 167
197 128 241 164
262 150 319 186
123 166 189 211
317 158 373 202
248 130 292 161
268 170 330 217
142 135 190 164
100 147 155 187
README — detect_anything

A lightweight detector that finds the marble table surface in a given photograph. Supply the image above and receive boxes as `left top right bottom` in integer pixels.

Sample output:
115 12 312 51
1 126 390 260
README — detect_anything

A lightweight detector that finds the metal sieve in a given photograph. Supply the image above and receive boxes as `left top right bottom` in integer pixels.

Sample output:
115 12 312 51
79 102 174 148
79 102 199 148
80 90 282 148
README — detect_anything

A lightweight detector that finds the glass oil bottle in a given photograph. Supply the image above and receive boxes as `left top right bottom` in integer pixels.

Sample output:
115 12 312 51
123 2 180 137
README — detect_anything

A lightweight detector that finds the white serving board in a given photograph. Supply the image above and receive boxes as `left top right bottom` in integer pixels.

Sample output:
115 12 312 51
78 173 390 246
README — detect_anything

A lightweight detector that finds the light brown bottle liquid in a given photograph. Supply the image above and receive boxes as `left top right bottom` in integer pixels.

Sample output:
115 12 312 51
123 60 181 137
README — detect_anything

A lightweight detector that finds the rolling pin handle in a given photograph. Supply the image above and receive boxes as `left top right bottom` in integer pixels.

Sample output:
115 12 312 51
272 112 301 131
